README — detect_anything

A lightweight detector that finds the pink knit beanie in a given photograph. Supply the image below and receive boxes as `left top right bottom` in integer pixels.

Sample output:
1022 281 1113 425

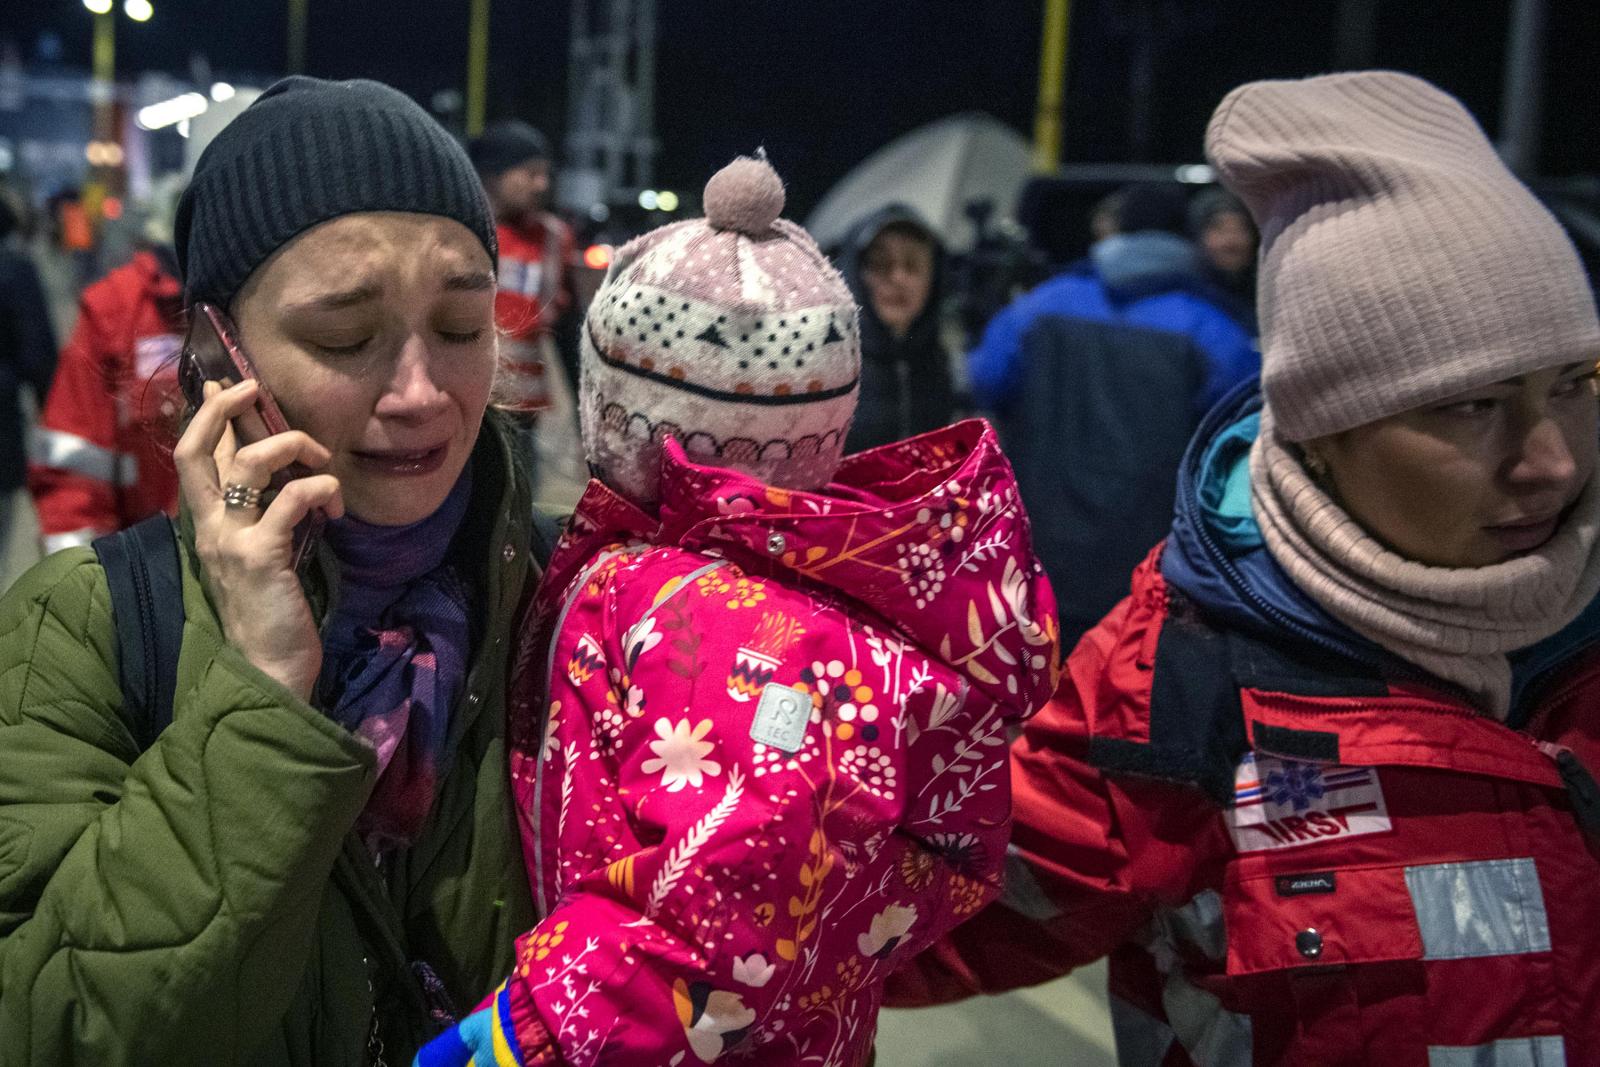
579 155 860 504
1206 71 1600 443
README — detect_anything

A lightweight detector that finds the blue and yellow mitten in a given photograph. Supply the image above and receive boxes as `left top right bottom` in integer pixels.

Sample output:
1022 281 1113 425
413 983 523 1067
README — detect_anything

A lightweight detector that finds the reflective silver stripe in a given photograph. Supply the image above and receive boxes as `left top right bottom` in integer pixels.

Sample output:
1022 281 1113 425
42 528 99 554
1110 994 1178 1067
1163 973 1254 1067
1141 890 1252 1066
1161 888 1226 963
30 429 138 486
998 845 1062 921
1405 858 1551 960
1428 1036 1566 1066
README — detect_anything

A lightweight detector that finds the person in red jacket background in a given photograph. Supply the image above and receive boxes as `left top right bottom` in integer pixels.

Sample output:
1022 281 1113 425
468 120 578 491
890 72 1600 1066
28 235 183 553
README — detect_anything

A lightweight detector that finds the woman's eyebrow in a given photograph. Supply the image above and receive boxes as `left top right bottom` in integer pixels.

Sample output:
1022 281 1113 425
443 271 495 293
284 283 383 313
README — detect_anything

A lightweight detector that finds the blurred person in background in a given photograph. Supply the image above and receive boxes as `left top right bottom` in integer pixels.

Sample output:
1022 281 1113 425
468 119 578 490
968 181 1256 420
969 181 1258 648
0 186 58 561
54 188 98 287
1088 188 1124 244
1190 185 1259 330
892 72 1600 1065
29 180 185 552
837 204 955 452
0 77 540 1065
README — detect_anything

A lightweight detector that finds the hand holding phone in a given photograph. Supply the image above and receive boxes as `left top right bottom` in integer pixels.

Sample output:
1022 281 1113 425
179 302 327 571
174 304 345 701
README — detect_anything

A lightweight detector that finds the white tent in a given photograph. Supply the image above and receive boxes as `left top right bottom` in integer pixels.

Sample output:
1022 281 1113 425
805 112 1033 255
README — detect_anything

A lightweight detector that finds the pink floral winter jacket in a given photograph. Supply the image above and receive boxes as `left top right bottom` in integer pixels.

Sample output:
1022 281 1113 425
493 420 1056 1065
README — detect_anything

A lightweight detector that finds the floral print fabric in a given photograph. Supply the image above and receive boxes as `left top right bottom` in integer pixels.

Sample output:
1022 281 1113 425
501 420 1058 1065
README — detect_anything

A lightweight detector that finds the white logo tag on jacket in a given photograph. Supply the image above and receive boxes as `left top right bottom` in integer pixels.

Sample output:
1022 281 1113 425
750 683 810 754
1226 751 1391 853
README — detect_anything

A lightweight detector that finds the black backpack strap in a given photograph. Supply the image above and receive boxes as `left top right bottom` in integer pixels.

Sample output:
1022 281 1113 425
92 514 185 752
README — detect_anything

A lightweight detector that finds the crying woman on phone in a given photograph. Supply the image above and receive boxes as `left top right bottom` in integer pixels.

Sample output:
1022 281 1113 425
0 77 542 1066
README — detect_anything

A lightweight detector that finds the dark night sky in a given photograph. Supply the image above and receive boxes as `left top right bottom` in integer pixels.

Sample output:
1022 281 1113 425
4 0 1598 215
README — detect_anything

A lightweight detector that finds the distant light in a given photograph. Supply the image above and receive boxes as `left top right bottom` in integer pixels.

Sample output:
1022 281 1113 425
123 0 153 21
210 81 235 102
583 244 613 270
83 0 113 14
102 196 123 220
637 189 658 211
1175 164 1215 185
85 140 125 167
137 92 207 130
656 190 680 212
588 202 611 223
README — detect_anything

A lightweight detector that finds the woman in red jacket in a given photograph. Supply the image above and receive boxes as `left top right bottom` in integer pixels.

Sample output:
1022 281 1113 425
892 72 1600 1065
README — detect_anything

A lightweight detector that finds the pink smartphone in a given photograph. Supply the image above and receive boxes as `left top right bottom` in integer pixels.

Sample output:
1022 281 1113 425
179 301 326 571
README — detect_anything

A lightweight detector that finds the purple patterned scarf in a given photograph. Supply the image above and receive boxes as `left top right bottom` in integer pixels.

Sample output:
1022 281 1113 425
317 469 474 852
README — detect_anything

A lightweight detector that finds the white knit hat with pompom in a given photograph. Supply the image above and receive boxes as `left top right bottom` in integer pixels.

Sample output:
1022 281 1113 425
579 153 861 504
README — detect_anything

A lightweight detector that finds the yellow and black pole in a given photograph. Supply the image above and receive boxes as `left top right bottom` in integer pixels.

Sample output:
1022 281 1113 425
465 0 490 137
85 0 117 221
287 0 309 74
92 7 115 94
1032 0 1072 173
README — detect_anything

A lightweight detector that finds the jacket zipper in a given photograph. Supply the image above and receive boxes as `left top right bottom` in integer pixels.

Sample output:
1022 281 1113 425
530 548 729 917
530 545 644 917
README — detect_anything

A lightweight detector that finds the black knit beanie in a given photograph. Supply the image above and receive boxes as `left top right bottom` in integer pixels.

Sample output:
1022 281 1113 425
175 76 496 308
467 119 551 178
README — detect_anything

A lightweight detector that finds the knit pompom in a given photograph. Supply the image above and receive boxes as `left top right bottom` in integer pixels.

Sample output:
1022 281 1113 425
703 155 785 235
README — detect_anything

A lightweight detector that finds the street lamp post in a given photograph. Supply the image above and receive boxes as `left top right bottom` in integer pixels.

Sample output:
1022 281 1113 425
79 0 153 221
1032 0 1071 173
466 0 490 137
288 0 309 74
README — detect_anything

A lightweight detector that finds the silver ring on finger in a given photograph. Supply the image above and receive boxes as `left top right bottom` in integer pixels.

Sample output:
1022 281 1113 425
222 482 265 511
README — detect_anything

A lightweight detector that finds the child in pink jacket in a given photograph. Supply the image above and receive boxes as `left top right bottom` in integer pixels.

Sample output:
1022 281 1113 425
418 156 1058 1066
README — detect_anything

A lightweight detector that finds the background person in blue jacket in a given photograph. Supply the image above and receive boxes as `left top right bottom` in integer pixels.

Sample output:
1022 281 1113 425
967 181 1257 419
970 182 1260 650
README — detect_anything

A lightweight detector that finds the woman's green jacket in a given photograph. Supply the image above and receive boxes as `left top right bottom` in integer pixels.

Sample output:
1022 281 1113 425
0 415 538 1065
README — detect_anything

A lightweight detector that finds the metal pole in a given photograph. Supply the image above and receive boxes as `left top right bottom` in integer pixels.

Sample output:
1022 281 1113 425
634 0 656 191
1032 0 1071 173
287 0 309 74
466 0 490 137
87 9 116 222
1499 0 1548 176
92 10 115 92
1127 0 1156 162
1334 0 1378 69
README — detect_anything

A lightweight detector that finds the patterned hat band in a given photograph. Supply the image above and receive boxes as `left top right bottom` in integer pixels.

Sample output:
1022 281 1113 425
587 320 859 407
585 286 859 403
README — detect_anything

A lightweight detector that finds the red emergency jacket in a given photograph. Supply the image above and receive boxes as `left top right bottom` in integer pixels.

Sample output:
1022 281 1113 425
28 250 183 551
493 214 576 415
892 386 1600 1066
